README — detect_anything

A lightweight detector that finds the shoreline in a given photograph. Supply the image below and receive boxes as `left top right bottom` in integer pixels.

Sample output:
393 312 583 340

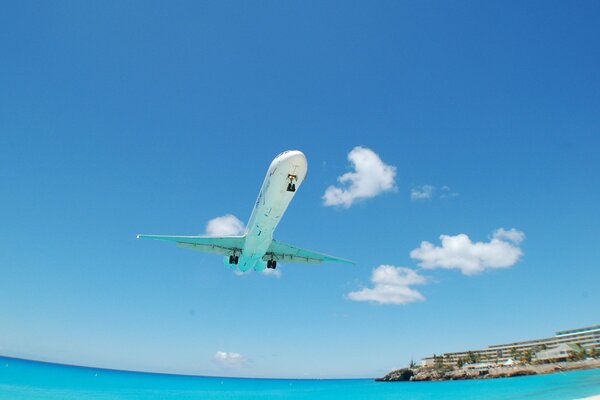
376 359 600 382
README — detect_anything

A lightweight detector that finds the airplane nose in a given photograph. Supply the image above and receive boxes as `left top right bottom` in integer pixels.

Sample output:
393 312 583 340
285 150 307 166
273 150 306 167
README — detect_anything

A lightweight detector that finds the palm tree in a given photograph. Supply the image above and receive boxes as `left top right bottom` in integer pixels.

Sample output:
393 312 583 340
521 350 533 364
577 345 587 360
466 351 480 364
434 355 445 370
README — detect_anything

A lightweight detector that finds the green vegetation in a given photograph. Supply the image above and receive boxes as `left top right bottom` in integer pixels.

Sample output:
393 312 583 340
466 351 481 364
520 350 533 364
568 344 587 361
432 355 452 372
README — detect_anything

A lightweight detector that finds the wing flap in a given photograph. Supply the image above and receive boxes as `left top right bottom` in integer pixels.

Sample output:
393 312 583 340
264 240 354 264
137 234 245 256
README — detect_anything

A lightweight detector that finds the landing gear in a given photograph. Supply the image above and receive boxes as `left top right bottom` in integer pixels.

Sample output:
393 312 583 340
267 259 277 269
228 255 239 265
286 174 297 192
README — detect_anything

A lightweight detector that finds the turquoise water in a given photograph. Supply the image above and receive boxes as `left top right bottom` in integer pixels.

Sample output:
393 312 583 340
1 357 599 400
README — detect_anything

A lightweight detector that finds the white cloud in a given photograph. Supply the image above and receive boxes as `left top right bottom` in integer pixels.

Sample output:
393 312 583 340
411 185 458 200
205 214 245 236
440 185 459 198
410 228 525 275
493 227 525 244
214 351 247 368
323 146 396 208
411 185 435 201
262 268 282 278
348 265 426 305
233 268 281 277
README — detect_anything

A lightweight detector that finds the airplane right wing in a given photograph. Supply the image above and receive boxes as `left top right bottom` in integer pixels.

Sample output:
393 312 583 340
136 234 245 256
265 239 354 265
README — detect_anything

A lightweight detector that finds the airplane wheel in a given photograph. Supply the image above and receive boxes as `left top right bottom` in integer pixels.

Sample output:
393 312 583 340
229 255 234 264
234 256 239 264
272 261 277 269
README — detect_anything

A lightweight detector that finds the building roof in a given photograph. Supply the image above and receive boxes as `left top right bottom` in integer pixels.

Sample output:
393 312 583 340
556 325 600 337
535 343 577 361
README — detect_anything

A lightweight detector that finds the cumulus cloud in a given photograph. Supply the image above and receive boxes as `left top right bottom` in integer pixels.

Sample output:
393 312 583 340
493 227 525 244
205 214 245 236
411 185 435 201
348 265 426 305
323 147 396 208
440 185 459 198
262 268 282 278
214 351 247 368
411 185 458 201
233 268 281 277
410 228 525 275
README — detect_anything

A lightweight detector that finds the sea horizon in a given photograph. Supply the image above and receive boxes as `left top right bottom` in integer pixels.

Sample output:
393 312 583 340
2 355 599 400
0 355 376 381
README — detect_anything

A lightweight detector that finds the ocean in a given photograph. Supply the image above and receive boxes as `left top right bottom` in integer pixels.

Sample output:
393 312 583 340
1 356 599 400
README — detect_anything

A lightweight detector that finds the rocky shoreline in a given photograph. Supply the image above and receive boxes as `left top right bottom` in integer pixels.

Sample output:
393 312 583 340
376 359 600 382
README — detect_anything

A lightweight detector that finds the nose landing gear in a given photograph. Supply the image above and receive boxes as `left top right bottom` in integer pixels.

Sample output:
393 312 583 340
286 174 297 192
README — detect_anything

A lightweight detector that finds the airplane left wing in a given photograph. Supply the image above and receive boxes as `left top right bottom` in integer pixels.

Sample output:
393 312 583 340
264 239 354 265
136 234 245 256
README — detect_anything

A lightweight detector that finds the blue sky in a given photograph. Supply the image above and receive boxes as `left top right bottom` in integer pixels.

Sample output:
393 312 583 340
1 1 599 378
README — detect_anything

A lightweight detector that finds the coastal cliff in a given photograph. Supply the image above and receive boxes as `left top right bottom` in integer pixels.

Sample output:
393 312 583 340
376 359 600 382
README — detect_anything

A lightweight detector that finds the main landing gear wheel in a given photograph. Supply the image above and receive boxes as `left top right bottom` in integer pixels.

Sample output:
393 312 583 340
267 260 277 269
229 255 239 265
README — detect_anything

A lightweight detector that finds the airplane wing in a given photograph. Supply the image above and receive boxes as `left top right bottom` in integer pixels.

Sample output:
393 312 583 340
264 239 354 265
136 234 245 256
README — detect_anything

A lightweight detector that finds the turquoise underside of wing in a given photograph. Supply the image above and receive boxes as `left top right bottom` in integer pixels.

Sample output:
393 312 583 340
138 235 353 265
266 240 354 264
137 234 245 256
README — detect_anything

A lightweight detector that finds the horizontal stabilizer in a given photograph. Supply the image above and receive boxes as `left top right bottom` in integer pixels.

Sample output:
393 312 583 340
264 240 354 265
136 234 245 256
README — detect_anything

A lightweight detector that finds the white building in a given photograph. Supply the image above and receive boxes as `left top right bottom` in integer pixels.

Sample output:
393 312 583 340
421 325 599 367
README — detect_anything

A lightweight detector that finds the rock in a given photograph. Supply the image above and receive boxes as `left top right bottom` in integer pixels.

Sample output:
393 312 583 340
375 359 600 383
375 368 415 382
411 369 449 381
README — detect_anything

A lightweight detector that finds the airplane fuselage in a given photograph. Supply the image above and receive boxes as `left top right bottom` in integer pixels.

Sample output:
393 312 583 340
137 150 352 270
236 150 307 271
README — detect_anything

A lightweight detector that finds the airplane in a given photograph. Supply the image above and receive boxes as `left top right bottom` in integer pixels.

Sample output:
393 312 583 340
137 150 353 272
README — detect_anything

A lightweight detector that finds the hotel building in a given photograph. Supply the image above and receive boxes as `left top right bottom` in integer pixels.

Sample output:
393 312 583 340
421 324 600 367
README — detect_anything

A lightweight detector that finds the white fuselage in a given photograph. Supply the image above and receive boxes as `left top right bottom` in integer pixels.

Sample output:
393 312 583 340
237 150 307 271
